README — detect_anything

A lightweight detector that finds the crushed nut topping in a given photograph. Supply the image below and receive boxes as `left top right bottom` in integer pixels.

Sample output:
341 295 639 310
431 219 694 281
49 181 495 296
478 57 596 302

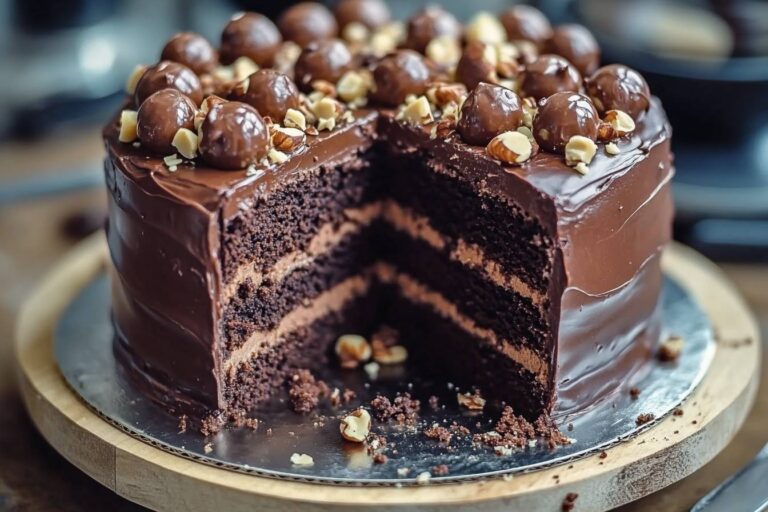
336 70 371 104
397 96 434 125
118 110 138 143
486 131 533 164
271 126 306 152
658 335 684 362
125 65 147 95
465 12 507 45
171 128 199 159
267 148 288 164
339 408 372 443
232 56 258 81
426 83 467 108
565 135 597 166
283 108 308 131
335 334 372 369
605 142 620 155
604 109 636 137
342 21 370 45
372 338 408 365
425 35 462 66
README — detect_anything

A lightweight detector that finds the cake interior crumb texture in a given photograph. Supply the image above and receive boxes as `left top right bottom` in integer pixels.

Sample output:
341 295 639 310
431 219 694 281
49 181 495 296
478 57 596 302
107 106 672 422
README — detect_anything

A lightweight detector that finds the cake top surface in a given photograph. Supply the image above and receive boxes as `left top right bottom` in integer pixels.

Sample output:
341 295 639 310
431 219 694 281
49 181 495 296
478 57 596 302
106 0 671 217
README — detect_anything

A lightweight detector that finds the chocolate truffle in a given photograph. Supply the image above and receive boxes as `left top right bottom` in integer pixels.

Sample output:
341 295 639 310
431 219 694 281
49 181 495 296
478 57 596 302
499 5 553 48
161 32 217 75
533 91 599 153
219 12 282 67
134 61 203 107
547 24 600 76
519 54 582 100
136 89 197 155
334 0 390 29
586 64 651 118
231 69 300 122
199 101 269 169
371 50 432 107
293 39 353 92
455 41 497 90
457 83 524 146
278 2 338 47
405 6 462 53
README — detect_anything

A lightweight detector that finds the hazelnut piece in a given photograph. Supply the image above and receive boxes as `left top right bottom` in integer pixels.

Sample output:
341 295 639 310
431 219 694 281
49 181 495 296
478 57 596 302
486 131 534 165
335 334 371 368
339 409 372 443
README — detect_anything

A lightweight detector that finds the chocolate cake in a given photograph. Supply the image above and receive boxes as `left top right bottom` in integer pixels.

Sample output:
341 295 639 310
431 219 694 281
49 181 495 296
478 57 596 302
104 1 673 422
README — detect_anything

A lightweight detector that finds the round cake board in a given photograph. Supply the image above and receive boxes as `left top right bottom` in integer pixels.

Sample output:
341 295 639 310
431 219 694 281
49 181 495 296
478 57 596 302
15 235 761 512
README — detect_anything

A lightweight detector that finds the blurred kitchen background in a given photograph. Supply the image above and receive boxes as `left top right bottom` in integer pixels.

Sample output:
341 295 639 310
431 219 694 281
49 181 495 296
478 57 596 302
0 2 766 510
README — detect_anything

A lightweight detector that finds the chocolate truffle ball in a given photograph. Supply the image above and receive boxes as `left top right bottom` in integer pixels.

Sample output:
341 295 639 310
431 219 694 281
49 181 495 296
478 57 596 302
371 50 432 107
533 92 599 153
586 64 651 118
160 32 217 75
547 24 600 76
455 41 497 90
134 61 203 107
405 6 462 53
136 89 197 155
199 101 269 169
519 54 582 100
457 83 524 146
293 39 353 92
278 2 338 47
219 12 282 67
499 5 553 49
334 0 390 29
231 69 300 122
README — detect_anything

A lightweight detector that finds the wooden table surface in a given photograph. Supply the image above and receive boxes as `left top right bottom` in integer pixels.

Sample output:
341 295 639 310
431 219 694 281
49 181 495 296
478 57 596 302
0 129 766 512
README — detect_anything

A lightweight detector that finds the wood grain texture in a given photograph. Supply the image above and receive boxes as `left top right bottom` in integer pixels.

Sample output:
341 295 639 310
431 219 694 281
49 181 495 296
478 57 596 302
14 235 761 512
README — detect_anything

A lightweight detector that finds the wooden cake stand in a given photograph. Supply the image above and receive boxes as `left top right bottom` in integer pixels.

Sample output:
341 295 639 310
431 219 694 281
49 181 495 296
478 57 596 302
15 235 761 511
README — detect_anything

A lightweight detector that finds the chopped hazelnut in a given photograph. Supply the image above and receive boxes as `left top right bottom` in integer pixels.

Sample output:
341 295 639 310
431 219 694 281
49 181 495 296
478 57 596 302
397 96 434 125
605 142 620 155
283 108 308 131
336 70 371 104
125 64 147 95
658 336 684 362
118 110 139 143
465 12 507 45
565 135 597 165
363 361 380 380
335 334 372 368
416 471 432 485
232 56 259 81
311 96 343 121
290 453 314 466
426 83 467 108
267 148 289 164
342 21 370 45
163 154 183 168
271 126 306 152
372 342 408 365
604 109 636 137
486 131 533 164
425 35 462 66
339 408 372 443
171 128 199 159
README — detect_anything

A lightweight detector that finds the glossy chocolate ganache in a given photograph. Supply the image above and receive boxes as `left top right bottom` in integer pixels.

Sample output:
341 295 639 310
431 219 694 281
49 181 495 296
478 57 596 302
104 0 673 425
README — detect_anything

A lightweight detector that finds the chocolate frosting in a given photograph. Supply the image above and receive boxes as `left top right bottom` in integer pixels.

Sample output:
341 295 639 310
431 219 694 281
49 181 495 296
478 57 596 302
161 32 217 75
457 83 524 146
105 93 672 416
219 12 282 67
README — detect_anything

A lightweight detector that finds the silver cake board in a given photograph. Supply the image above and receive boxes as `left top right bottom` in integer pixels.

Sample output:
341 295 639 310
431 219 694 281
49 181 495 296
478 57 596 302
54 273 715 486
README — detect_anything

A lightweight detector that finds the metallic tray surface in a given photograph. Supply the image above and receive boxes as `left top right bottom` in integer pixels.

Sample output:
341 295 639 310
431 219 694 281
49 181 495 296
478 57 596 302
54 274 714 486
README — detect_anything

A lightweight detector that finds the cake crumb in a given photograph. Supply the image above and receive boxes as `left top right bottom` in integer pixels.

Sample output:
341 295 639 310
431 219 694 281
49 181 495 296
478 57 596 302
370 392 420 424
428 395 440 410
431 464 449 476
636 413 655 426
397 467 410 477
177 414 188 434
629 387 641 399
658 336 684 362
562 492 579 511
598 450 607 459
457 390 486 411
200 411 226 436
288 369 329 414
424 423 453 445
673 408 684 416
203 442 213 454
373 453 388 464
363 361 380 380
